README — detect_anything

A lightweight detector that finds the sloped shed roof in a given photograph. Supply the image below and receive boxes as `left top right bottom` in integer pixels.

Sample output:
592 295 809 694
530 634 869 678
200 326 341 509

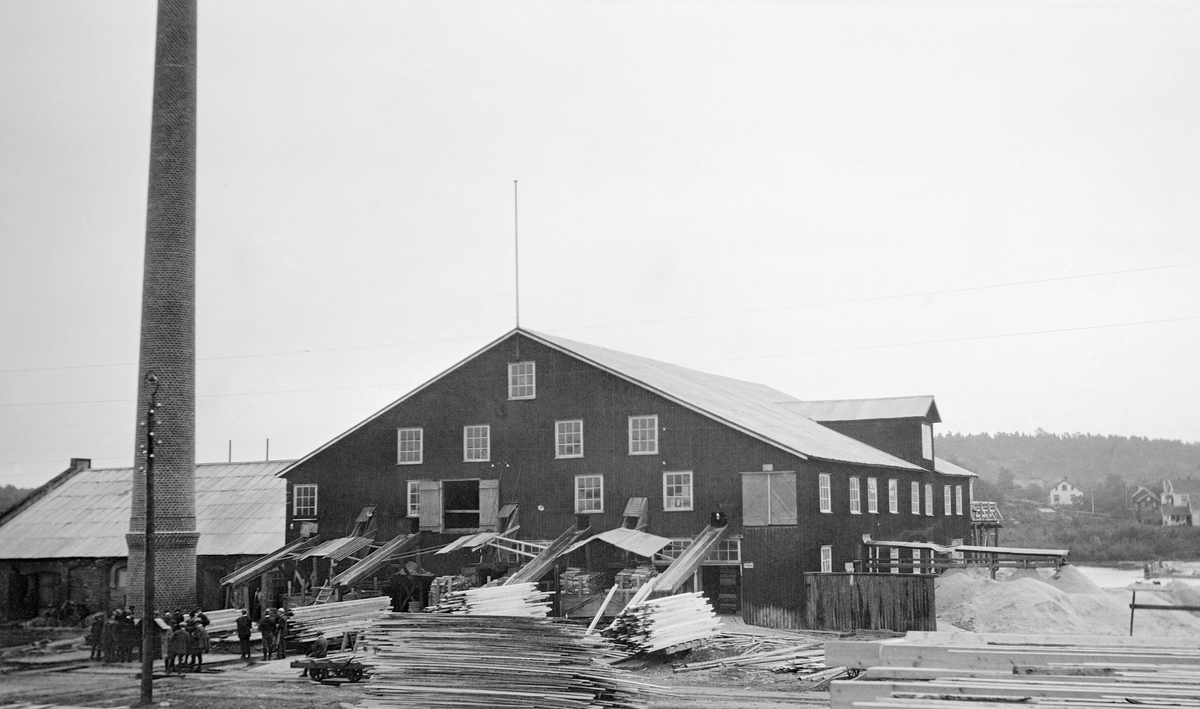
0 460 290 560
933 457 978 478
781 395 940 423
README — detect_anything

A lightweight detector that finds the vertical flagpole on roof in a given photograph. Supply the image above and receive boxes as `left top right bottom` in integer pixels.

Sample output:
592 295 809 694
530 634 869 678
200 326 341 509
514 180 520 329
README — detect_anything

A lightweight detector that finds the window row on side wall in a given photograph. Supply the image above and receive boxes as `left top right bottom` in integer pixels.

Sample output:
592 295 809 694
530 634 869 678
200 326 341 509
394 415 662 464
820 474 967 517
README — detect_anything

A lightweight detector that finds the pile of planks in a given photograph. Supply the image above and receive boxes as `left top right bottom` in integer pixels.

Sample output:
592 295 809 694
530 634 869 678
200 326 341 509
603 592 721 654
359 613 658 708
285 596 392 642
827 631 1200 709
426 582 551 617
200 608 260 642
676 634 827 674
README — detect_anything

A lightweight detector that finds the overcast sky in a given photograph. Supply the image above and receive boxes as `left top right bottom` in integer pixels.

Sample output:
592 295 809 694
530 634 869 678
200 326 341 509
2 0 1198 489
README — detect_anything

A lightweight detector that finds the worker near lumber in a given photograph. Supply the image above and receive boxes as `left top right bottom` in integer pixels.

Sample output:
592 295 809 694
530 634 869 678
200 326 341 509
235 608 253 660
299 632 328 677
274 607 293 660
190 621 210 673
167 622 189 674
258 610 277 660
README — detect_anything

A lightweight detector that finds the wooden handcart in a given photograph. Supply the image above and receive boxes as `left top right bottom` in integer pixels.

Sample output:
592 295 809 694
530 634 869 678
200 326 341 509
290 654 370 683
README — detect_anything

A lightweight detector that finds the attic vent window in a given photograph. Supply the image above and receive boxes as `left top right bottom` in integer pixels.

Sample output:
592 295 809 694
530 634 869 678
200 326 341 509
508 361 536 399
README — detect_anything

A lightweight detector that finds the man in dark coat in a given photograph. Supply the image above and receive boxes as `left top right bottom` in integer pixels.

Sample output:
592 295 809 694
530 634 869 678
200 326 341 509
258 610 276 660
235 609 253 660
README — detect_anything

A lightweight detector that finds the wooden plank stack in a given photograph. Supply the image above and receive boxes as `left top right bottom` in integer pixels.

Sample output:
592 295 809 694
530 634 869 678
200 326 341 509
359 613 657 708
828 631 1200 709
200 608 261 642
602 592 721 654
427 582 552 618
284 596 392 642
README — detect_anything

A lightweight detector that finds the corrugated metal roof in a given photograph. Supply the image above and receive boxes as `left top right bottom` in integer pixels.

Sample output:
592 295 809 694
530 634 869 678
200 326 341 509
934 457 978 478
525 331 924 471
0 460 291 560
781 396 939 423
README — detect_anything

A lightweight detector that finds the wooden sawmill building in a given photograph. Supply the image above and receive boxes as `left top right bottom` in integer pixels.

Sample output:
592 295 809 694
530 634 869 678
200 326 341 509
276 329 974 628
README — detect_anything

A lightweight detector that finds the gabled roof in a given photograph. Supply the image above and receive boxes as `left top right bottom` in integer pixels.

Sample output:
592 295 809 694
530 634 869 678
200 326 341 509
0 460 291 560
1051 477 1084 492
280 329 924 475
1165 478 1200 495
780 395 940 423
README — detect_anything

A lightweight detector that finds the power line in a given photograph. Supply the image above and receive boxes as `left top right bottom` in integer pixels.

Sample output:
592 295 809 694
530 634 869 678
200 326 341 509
686 314 1200 365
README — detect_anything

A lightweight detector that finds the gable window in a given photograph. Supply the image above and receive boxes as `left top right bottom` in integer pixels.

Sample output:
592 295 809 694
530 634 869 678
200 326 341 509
944 485 952 515
867 478 879 514
849 477 861 514
888 479 899 514
555 420 583 458
819 473 832 513
628 415 658 455
820 545 833 573
663 471 693 511
293 484 317 518
575 475 604 513
397 427 423 465
955 485 963 515
925 483 934 516
407 481 420 517
922 423 933 460
911 481 920 515
742 471 797 526
464 425 490 462
508 361 535 399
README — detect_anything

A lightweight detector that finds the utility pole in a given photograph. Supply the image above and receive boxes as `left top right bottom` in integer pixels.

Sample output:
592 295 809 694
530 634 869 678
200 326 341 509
140 374 160 705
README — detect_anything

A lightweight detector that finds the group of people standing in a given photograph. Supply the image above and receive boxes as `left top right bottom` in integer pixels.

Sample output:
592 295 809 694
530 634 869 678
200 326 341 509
87 608 140 663
161 608 211 674
238 607 293 661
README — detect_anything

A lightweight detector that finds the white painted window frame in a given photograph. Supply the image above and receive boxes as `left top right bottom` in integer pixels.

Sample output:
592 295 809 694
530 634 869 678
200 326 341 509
575 474 604 514
819 473 832 513
867 477 879 514
555 419 584 459
662 471 693 511
888 479 899 514
293 484 318 518
508 361 536 400
464 424 490 462
849 477 861 514
397 427 423 465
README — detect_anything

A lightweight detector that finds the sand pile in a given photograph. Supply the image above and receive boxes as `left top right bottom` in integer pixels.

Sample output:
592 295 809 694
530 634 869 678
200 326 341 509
935 566 1200 636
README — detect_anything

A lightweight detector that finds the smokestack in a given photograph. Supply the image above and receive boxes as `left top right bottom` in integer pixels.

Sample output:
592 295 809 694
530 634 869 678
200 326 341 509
126 0 199 613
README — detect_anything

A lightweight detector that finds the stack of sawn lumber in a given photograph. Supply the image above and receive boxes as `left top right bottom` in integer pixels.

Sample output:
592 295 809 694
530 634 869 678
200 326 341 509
200 608 260 642
427 582 551 617
285 597 392 642
827 631 1200 709
603 592 721 654
359 613 657 709
677 632 828 674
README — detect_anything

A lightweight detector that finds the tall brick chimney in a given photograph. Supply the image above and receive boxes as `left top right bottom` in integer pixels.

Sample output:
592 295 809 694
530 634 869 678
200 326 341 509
126 0 199 613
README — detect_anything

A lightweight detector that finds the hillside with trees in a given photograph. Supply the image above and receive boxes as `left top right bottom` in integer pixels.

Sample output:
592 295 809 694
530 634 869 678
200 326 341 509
0 485 34 516
936 430 1200 491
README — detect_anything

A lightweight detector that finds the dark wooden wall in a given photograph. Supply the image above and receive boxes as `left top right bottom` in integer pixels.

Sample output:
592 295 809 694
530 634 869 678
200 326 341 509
818 418 933 470
804 572 936 631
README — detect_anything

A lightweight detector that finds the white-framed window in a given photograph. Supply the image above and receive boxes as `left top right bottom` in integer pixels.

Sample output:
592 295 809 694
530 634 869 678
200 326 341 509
406 480 420 517
911 481 920 515
663 471 693 511
397 427 423 465
463 425 490 462
888 479 899 514
508 361 535 399
925 483 934 516
820 545 833 573
575 474 603 513
628 415 658 455
867 478 879 514
955 485 964 515
293 484 317 518
922 422 933 460
819 473 832 513
656 537 741 564
889 547 900 574
912 547 922 573
555 420 583 459
849 477 861 514
944 485 953 515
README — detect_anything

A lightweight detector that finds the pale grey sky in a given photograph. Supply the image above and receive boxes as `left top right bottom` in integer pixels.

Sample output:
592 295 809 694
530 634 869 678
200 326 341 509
2 0 1198 488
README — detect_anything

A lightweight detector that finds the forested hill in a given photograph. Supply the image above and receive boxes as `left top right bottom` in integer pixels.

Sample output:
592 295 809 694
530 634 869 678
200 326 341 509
936 431 1200 487
0 485 34 516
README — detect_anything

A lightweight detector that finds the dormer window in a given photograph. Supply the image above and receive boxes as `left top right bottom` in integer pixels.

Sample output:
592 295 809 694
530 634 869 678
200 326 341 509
921 423 933 460
508 362 535 399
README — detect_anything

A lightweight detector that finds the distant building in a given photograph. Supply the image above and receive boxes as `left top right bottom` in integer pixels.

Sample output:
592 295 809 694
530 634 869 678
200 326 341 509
1131 485 1160 524
1156 479 1200 526
1048 478 1085 506
0 459 288 620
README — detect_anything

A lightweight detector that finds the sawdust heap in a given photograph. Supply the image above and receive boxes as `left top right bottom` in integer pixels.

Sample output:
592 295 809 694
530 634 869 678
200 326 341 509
935 567 1200 636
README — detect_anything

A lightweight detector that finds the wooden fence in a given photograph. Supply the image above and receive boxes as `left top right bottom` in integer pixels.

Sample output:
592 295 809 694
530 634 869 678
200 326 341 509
803 573 936 632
